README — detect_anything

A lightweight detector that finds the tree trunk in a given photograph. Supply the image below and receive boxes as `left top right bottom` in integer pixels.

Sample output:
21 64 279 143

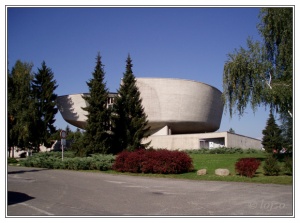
11 147 15 158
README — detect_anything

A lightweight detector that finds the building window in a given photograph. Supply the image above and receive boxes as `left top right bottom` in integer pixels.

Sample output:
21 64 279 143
199 140 209 149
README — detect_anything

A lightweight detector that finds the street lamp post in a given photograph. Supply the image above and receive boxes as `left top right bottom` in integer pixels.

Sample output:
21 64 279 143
60 130 67 161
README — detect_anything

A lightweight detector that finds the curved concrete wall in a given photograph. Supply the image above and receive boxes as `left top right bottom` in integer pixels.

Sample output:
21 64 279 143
136 78 223 134
56 78 223 134
56 93 88 129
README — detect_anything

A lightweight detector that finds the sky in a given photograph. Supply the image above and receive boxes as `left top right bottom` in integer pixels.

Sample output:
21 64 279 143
6 6 287 140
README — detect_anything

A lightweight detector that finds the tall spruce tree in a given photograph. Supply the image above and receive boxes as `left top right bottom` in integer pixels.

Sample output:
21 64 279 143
8 60 35 154
111 55 150 153
262 112 282 153
82 52 111 155
31 61 58 148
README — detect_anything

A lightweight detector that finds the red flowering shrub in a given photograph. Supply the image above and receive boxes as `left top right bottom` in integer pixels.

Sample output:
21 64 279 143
235 158 261 178
112 150 131 172
140 149 157 173
112 149 194 174
123 149 145 173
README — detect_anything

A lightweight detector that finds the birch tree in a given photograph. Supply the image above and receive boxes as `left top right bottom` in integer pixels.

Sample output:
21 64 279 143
222 8 293 118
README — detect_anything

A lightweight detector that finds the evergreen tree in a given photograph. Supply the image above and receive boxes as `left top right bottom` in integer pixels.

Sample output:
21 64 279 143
68 128 85 156
262 112 282 153
280 112 293 152
49 128 62 141
8 60 35 153
82 52 111 155
65 125 72 136
111 55 150 153
31 61 58 148
263 154 281 176
228 128 235 134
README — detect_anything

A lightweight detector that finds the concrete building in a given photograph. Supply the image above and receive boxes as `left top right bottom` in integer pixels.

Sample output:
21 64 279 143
56 93 117 129
142 131 262 150
56 78 262 150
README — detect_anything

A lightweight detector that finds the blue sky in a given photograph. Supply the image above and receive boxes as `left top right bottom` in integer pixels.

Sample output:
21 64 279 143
7 6 275 139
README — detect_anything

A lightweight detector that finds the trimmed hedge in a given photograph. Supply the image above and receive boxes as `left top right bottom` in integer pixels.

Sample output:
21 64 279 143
235 158 261 178
112 149 194 174
186 147 262 154
8 157 18 164
20 152 115 171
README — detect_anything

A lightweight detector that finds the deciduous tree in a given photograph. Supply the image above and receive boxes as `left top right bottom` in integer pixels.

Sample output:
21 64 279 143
8 60 35 155
222 8 293 118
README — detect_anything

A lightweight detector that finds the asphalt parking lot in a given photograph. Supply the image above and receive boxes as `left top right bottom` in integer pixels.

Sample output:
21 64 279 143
7 166 294 216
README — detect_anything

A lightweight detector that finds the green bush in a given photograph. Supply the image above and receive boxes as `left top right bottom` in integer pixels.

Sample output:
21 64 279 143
284 156 293 175
19 151 115 171
186 148 209 154
53 159 65 169
64 157 86 170
8 157 18 164
22 156 41 167
263 155 281 176
186 147 261 154
90 154 115 170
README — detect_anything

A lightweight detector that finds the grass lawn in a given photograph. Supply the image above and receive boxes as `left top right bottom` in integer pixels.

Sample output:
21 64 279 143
105 152 293 185
12 150 293 185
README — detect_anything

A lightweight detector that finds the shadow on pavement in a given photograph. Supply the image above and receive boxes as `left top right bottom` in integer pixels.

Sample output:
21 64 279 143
8 191 34 205
7 168 49 175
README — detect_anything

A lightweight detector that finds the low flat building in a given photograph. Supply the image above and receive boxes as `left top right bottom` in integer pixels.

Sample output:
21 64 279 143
142 130 262 150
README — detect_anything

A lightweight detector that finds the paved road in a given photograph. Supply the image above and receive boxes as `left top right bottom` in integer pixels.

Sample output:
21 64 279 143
7 166 293 216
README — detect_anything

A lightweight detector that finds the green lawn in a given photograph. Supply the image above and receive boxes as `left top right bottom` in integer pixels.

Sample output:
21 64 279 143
12 150 293 185
106 152 293 185
182 153 292 184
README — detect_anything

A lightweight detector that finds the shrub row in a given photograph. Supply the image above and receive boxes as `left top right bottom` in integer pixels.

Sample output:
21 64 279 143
186 147 262 154
8 157 18 164
112 149 194 174
20 152 115 171
16 150 292 177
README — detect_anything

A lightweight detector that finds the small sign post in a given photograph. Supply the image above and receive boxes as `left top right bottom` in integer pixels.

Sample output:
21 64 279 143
60 130 67 161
